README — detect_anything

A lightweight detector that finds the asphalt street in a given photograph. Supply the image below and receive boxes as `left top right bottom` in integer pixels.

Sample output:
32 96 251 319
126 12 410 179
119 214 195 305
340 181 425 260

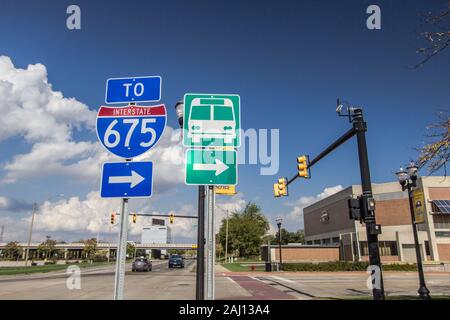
1 262 450 299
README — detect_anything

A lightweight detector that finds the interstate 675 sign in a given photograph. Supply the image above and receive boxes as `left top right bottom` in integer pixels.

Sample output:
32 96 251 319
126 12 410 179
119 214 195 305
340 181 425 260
96 105 167 158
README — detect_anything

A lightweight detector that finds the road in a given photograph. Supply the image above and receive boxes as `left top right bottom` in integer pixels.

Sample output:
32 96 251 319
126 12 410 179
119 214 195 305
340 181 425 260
1 262 450 299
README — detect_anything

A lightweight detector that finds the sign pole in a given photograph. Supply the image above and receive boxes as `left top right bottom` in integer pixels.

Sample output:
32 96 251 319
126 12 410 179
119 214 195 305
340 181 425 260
114 197 129 300
205 185 215 300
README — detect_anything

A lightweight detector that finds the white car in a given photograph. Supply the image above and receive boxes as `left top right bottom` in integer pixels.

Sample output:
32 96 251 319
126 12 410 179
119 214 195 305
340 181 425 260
187 97 236 144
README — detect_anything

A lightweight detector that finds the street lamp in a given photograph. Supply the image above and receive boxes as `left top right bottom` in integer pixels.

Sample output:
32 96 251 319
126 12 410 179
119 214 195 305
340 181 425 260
25 194 64 266
275 217 283 271
395 162 430 299
174 100 205 300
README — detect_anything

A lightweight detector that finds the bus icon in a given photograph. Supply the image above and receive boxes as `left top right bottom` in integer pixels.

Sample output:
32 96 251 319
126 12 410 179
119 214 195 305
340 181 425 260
187 97 236 144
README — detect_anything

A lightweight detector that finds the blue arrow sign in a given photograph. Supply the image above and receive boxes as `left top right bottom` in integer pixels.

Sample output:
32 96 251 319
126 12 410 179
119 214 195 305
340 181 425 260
105 76 161 104
96 105 167 159
101 161 153 198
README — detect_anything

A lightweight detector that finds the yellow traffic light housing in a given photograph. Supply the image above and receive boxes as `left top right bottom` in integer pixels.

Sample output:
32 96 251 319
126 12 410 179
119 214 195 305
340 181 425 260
132 213 137 224
278 177 288 197
169 213 174 224
297 155 310 179
273 183 281 197
110 212 115 225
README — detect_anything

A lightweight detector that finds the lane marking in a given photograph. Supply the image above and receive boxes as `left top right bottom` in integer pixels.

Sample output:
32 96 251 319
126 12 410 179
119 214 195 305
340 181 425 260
270 275 295 283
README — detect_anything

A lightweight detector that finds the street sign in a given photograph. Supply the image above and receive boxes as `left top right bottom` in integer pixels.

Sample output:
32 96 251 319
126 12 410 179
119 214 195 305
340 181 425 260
183 93 240 147
215 185 236 195
412 189 426 224
96 104 167 158
101 161 153 198
105 76 161 104
185 149 237 185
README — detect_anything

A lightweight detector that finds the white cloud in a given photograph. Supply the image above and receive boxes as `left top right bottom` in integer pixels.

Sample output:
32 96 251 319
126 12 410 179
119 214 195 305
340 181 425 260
0 56 95 143
285 185 344 228
0 55 184 188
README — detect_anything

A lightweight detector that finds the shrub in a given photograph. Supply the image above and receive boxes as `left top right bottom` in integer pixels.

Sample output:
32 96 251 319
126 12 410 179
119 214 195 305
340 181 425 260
281 261 417 272
43 260 56 265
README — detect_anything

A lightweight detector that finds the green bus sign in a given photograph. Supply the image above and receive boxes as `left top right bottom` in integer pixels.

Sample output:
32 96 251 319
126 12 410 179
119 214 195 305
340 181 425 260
183 94 240 148
185 149 237 186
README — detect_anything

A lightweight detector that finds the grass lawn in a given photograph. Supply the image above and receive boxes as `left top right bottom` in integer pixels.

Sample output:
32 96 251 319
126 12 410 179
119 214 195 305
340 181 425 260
221 262 266 272
0 261 114 276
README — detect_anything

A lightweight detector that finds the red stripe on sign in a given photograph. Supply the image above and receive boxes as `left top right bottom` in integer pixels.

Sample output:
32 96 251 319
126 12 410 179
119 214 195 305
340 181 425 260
98 105 166 117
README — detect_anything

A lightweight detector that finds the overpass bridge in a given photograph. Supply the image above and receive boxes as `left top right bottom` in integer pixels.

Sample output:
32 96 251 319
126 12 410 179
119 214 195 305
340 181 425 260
0 242 197 260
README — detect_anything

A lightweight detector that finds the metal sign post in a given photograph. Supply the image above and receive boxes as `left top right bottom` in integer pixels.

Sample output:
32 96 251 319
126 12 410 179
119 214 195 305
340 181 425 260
205 186 215 300
114 197 129 300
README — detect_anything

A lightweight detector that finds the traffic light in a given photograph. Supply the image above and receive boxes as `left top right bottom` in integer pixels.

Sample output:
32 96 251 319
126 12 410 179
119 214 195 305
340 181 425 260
273 183 281 197
348 196 363 221
273 178 288 197
169 213 174 224
110 212 115 225
297 155 310 178
132 213 137 224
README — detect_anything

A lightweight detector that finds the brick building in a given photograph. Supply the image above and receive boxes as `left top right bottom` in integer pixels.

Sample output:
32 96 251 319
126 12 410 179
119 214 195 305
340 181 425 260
303 176 450 263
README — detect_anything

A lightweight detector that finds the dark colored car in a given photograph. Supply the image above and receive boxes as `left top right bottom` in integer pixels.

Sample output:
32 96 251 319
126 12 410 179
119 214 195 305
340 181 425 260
132 257 152 272
168 254 185 268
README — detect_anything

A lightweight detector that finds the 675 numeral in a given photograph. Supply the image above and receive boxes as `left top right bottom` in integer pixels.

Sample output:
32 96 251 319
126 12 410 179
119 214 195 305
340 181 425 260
104 118 156 148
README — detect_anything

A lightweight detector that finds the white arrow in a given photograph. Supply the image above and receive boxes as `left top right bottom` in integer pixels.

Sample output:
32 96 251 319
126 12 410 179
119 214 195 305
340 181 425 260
193 159 229 176
108 170 145 188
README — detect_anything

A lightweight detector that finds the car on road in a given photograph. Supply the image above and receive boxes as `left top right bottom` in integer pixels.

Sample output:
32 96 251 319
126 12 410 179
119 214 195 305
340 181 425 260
168 254 185 268
132 257 152 272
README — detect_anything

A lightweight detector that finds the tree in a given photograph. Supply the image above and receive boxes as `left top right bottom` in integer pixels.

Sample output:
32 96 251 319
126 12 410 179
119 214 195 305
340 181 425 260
414 3 449 68
217 202 269 258
38 236 58 260
416 112 449 175
126 242 135 259
82 238 97 260
271 229 305 245
3 241 21 260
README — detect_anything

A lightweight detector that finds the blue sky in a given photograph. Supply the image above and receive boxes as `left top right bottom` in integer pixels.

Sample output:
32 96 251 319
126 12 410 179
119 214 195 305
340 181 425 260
0 0 449 243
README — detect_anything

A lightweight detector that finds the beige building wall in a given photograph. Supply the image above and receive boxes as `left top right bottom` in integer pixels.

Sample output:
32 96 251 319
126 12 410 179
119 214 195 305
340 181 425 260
304 177 450 263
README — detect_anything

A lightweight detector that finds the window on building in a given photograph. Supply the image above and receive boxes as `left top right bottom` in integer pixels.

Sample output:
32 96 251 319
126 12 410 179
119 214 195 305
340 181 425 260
433 214 450 229
424 241 431 256
332 237 340 244
379 241 398 256
359 241 398 256
313 240 320 245
322 238 331 245
431 200 450 214
435 231 450 238
306 241 313 245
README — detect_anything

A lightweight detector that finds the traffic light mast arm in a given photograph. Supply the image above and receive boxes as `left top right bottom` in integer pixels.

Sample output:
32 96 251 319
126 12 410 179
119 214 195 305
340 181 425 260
129 213 198 219
287 126 356 186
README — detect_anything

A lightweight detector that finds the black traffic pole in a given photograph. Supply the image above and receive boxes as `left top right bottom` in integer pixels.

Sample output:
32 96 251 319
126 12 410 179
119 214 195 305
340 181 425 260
353 108 385 300
276 218 283 271
174 100 205 300
196 185 206 300
406 184 431 299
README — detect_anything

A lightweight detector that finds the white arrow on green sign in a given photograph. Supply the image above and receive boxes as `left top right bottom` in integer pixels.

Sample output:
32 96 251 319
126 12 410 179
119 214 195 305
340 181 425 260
185 149 237 186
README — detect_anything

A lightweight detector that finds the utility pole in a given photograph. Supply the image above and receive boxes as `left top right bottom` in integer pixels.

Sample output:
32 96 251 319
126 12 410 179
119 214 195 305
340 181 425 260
205 186 215 300
24 203 37 267
0 225 4 243
196 186 205 300
225 210 229 263
353 108 385 300
113 197 129 300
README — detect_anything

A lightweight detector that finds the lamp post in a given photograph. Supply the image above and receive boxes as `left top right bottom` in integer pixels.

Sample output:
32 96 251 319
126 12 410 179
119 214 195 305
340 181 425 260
175 100 205 300
275 217 283 271
396 162 431 299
